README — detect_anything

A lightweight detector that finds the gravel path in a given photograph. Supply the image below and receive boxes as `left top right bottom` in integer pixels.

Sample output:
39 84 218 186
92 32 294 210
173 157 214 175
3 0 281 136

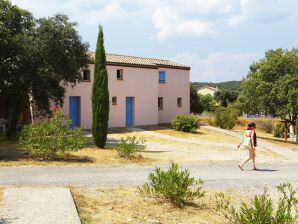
127 127 298 164
0 164 297 194
201 125 298 158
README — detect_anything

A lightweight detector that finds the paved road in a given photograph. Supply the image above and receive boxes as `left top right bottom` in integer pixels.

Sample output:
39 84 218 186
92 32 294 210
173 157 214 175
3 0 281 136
0 164 297 193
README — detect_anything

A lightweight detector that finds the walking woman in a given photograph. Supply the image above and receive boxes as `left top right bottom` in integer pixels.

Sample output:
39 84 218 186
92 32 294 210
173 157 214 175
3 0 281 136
237 122 257 170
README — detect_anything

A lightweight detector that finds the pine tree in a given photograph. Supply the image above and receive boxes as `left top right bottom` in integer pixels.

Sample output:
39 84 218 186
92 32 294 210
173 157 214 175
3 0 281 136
92 25 109 148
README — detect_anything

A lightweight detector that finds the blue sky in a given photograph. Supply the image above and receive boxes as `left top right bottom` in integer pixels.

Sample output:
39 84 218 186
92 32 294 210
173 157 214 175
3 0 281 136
12 0 298 82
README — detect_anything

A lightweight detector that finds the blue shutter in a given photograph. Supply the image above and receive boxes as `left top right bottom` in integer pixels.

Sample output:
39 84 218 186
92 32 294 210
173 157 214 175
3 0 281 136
159 71 166 83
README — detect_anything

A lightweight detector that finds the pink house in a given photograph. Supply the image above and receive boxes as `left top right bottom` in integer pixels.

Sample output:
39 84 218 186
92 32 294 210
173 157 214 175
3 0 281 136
60 53 190 128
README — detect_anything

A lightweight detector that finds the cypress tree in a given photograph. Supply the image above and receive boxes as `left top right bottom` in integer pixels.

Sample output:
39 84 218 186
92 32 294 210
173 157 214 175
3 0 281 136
92 25 109 148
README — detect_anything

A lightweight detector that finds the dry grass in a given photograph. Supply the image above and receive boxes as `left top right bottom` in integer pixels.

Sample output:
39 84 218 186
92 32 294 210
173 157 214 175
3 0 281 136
142 125 238 144
0 141 152 167
71 187 225 224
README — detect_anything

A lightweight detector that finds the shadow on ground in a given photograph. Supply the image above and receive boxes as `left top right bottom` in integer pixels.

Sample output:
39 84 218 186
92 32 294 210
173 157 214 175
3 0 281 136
0 141 94 163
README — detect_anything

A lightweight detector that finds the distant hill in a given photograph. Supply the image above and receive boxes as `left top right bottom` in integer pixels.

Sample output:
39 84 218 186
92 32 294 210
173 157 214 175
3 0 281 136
192 81 241 92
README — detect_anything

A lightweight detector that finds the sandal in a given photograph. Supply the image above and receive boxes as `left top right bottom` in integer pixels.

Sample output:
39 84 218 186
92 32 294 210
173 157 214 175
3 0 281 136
238 165 244 171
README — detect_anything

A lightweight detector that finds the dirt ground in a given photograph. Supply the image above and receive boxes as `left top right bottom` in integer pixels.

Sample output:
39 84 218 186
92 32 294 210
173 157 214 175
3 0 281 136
1 126 293 166
71 187 227 224
0 142 151 167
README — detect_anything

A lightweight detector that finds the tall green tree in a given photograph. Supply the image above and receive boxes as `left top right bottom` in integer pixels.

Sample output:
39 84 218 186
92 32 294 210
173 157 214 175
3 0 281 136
92 25 109 148
0 0 89 137
238 48 298 125
190 83 204 114
214 90 238 107
190 83 216 114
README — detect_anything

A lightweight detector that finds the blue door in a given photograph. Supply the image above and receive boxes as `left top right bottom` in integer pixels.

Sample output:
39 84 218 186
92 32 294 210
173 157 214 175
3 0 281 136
126 97 133 127
69 96 80 128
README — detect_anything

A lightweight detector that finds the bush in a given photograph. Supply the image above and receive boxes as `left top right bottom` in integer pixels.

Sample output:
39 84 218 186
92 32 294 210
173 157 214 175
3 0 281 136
171 114 199 132
115 135 146 158
216 182 298 224
18 111 87 159
140 163 205 207
214 105 238 129
274 123 284 138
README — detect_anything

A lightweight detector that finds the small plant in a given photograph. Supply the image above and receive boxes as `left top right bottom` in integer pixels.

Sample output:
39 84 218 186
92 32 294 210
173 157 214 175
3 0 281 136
216 182 298 224
18 110 87 159
214 105 238 129
274 123 284 138
171 114 199 132
115 135 146 158
140 163 205 207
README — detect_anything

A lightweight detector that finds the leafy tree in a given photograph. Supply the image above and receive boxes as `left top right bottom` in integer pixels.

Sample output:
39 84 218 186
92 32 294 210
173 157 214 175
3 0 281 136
238 48 298 125
214 90 238 107
190 83 204 114
0 1 89 138
199 94 216 112
190 83 216 114
92 25 109 148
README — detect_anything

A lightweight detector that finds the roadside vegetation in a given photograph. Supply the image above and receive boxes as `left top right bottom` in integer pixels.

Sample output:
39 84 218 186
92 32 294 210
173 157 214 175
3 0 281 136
18 111 87 159
140 163 205 207
72 164 298 224
216 183 298 224
115 135 146 158
171 114 199 132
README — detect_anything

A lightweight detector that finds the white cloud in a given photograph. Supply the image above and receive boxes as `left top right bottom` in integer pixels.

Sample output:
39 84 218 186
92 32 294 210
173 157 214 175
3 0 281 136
11 0 298 40
152 7 216 41
228 0 298 27
174 52 261 82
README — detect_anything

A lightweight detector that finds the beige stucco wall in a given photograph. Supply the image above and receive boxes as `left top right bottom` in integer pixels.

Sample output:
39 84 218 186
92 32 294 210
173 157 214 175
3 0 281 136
158 68 190 124
60 64 189 129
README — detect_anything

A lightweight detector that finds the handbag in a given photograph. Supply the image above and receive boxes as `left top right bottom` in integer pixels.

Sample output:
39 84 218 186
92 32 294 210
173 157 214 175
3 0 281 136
243 130 252 148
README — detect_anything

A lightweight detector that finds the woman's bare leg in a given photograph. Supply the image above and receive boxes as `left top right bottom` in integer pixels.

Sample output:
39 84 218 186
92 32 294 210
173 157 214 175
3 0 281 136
252 149 257 170
240 149 254 168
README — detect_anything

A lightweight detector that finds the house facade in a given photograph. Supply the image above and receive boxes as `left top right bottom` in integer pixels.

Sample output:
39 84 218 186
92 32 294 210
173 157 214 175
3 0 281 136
197 85 218 96
59 53 190 129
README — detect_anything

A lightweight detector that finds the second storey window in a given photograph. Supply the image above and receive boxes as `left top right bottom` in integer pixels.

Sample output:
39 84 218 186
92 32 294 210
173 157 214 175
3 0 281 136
117 69 123 80
82 69 91 82
177 97 182 107
159 71 166 83
112 96 117 105
158 97 163 110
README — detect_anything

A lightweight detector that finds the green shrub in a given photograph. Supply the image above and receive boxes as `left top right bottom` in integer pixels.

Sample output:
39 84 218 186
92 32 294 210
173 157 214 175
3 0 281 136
18 111 87 159
115 135 146 158
171 114 199 132
274 123 284 138
216 182 298 224
214 105 238 129
140 163 205 207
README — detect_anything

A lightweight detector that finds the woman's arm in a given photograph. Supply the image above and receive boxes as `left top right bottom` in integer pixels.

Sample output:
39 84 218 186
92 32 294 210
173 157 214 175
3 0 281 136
238 135 244 148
